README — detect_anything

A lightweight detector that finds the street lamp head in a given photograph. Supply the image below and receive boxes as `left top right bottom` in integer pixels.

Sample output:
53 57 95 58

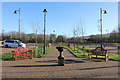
104 10 107 14
43 9 47 12
14 10 17 14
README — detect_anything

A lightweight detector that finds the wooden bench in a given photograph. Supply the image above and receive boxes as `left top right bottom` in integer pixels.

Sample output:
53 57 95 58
88 47 109 61
12 46 33 61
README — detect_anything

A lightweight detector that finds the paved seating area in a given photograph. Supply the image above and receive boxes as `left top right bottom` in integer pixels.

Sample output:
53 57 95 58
2 47 119 79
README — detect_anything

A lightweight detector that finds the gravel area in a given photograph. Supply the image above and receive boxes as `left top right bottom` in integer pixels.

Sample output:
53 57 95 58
2 47 119 79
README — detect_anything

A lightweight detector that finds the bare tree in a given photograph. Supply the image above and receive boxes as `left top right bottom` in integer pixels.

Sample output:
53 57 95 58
31 16 40 58
76 19 86 55
31 17 40 43
80 19 85 43
76 25 80 53
73 27 77 51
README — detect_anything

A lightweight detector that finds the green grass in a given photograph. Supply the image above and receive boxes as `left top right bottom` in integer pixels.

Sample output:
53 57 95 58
109 53 120 61
1 52 13 61
1 46 53 61
68 46 120 61
53 43 68 47
30 46 53 58
67 47 89 58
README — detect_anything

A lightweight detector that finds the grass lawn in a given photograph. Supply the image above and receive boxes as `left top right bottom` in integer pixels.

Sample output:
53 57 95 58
1 46 53 61
30 46 53 58
53 43 68 47
68 46 120 61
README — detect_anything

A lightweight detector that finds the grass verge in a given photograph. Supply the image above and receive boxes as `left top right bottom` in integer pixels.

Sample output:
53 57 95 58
30 46 53 58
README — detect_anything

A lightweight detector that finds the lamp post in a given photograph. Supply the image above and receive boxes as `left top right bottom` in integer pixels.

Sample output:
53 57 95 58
2 30 4 41
100 8 107 49
43 9 47 54
53 30 55 44
14 8 20 41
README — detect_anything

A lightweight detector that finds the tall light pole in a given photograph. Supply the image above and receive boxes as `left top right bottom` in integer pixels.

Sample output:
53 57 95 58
53 30 55 44
2 30 4 41
14 8 20 41
43 9 47 54
100 8 107 49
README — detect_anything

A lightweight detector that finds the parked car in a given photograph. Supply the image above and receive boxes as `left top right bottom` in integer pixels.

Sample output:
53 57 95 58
3 40 26 48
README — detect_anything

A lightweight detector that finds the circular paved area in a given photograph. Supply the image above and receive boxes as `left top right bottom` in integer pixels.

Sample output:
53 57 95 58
2 47 119 79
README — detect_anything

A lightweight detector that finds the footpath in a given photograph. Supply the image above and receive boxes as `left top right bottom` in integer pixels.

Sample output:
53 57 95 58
2 47 119 79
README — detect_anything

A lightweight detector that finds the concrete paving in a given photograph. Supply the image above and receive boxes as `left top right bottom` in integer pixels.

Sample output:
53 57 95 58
2 47 119 79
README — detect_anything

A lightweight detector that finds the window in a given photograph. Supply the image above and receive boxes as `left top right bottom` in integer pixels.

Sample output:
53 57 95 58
15 41 18 44
5 40 14 43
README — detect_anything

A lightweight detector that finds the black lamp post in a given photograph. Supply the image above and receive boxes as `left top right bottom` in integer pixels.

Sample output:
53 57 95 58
43 9 47 54
100 8 107 49
14 8 20 41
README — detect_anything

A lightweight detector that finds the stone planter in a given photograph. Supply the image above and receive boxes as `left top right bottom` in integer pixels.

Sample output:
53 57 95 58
56 47 65 66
